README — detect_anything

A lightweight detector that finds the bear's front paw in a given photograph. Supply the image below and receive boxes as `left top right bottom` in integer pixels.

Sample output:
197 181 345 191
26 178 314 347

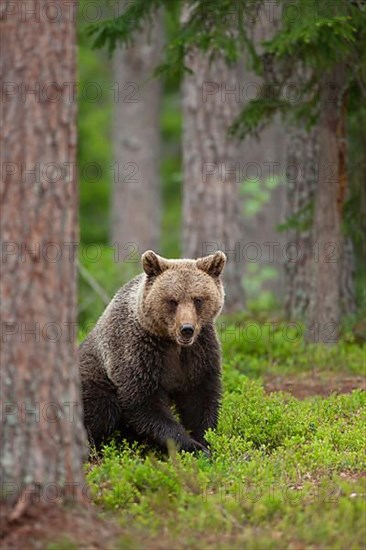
192 435 209 448
196 441 212 458
189 438 211 458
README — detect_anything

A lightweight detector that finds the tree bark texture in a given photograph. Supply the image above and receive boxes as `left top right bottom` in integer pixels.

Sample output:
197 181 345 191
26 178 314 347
182 53 245 312
1 0 86 507
306 66 348 343
111 11 163 256
284 128 355 322
284 127 318 319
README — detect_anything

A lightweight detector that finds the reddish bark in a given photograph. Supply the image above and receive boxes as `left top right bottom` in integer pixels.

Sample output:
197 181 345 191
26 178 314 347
1 0 86 510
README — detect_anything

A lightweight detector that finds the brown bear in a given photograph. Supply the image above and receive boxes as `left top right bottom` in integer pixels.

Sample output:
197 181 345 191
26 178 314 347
78 250 226 455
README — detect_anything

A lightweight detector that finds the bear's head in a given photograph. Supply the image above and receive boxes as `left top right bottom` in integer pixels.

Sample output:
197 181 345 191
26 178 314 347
138 250 226 346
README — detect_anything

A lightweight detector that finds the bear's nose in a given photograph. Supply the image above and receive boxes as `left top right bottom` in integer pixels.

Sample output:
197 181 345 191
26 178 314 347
180 324 194 338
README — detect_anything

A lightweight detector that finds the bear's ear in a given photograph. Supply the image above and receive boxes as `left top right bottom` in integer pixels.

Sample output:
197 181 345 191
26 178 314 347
141 250 169 278
196 251 227 277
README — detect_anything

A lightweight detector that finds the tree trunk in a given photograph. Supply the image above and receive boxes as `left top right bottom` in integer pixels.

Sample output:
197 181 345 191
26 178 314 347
306 66 348 343
111 11 163 256
284 128 356 323
284 127 318 319
1 0 86 510
182 53 245 312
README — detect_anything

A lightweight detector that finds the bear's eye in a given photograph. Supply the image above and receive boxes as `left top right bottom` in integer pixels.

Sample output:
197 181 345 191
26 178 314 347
168 298 178 308
194 297 203 308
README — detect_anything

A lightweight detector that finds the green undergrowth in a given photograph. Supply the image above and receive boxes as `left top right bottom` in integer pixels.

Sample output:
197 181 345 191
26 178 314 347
219 313 365 378
86 376 365 549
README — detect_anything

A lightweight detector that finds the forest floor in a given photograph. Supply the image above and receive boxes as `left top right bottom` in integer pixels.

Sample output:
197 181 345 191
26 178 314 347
1 503 122 550
264 371 366 399
2 317 365 550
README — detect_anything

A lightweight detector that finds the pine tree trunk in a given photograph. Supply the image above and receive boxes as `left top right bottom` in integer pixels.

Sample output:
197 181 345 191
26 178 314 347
284 128 356 323
306 66 348 343
284 127 318 319
182 53 245 312
1 1 86 509
111 12 162 256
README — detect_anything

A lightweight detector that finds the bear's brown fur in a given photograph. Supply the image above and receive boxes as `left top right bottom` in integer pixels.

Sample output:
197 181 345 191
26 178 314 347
78 250 226 455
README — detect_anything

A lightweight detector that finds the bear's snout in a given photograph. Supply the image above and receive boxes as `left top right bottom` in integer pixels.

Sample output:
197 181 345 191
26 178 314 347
174 304 198 346
180 324 194 338
177 322 196 346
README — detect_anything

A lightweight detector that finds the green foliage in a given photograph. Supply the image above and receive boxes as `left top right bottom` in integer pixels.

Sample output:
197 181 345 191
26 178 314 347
241 175 281 218
241 264 280 309
85 0 261 75
47 540 78 550
86 0 168 55
78 2 113 244
78 246 141 334
230 97 292 140
233 0 366 135
160 94 182 258
346 104 366 253
269 13 357 63
86 374 365 547
83 0 366 135
239 176 283 304
219 313 365 378
277 201 314 233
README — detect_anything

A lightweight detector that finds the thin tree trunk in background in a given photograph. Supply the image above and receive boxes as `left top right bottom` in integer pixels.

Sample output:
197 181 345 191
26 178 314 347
284 127 318 319
1 0 86 509
111 12 163 256
306 66 348 343
182 53 245 311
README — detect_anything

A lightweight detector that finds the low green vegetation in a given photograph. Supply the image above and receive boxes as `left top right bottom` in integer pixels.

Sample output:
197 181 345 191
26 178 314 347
47 539 78 550
219 313 366 379
84 318 365 549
